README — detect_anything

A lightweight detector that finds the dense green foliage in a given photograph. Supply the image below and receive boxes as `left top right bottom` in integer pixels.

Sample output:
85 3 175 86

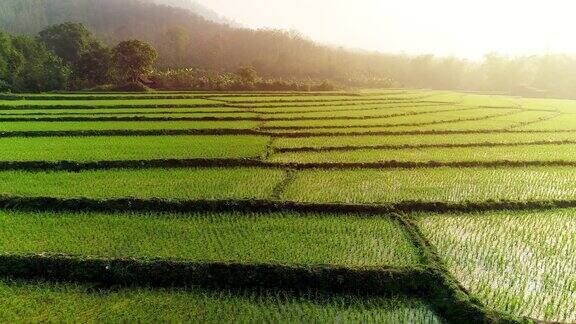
39 22 112 87
0 22 157 92
112 40 158 83
0 31 69 92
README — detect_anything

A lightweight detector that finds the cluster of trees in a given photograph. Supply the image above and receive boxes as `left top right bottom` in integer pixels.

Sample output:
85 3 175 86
383 54 576 98
0 22 157 92
152 67 336 91
0 31 69 92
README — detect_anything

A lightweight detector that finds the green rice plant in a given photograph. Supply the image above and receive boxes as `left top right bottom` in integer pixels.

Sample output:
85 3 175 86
265 111 554 135
0 112 257 119
231 98 442 108
0 281 442 323
262 108 517 128
216 95 365 103
379 111 556 132
258 105 466 119
0 120 259 132
0 210 420 267
250 102 448 114
269 144 576 163
519 114 576 131
457 94 520 107
281 167 576 203
0 168 283 200
0 98 219 107
274 132 576 149
520 97 576 113
0 135 268 161
0 107 245 115
417 209 576 322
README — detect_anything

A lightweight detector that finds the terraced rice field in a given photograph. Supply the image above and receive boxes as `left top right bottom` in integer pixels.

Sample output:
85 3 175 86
0 89 574 323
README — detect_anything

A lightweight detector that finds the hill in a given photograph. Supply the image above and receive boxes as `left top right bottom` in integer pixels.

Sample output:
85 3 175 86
3 0 576 97
146 0 239 26
0 0 397 84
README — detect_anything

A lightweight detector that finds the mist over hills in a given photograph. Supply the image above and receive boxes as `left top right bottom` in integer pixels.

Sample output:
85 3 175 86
2 0 575 97
0 0 398 83
145 0 239 26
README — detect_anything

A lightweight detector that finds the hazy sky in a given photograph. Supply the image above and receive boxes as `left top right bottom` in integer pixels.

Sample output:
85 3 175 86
195 0 576 59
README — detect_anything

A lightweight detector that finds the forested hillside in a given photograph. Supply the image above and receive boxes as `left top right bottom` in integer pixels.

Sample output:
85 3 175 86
0 0 396 84
2 0 576 97
147 0 238 26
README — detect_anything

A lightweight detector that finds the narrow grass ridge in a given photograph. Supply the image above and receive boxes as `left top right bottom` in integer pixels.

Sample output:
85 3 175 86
0 107 478 123
2 196 576 215
259 110 523 130
274 140 576 153
0 104 224 110
0 253 428 294
3 128 576 139
226 100 453 109
2 158 576 172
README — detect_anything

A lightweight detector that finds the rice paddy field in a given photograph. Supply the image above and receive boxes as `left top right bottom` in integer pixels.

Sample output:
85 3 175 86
0 89 575 323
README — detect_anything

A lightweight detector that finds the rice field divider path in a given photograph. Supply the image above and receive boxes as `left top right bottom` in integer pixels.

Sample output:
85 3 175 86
0 107 489 123
257 109 525 131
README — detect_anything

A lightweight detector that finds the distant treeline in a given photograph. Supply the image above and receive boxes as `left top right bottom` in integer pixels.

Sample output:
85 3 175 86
1 0 576 97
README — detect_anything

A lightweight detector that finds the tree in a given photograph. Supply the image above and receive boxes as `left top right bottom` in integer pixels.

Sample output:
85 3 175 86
0 31 13 91
236 65 259 85
76 42 111 86
10 35 70 92
38 22 110 87
38 22 92 67
112 40 158 83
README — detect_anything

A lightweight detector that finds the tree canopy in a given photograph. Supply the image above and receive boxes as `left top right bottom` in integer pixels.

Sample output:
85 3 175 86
38 22 111 88
112 40 158 83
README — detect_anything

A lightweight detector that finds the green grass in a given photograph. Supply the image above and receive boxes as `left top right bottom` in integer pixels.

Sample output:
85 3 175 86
379 111 555 132
269 144 576 163
265 111 553 135
250 102 449 114
281 167 576 203
520 97 576 113
0 112 258 119
274 132 576 149
0 168 283 200
0 120 259 131
0 210 420 267
255 105 460 119
262 108 517 128
5 90 576 322
0 98 219 107
519 113 576 130
0 107 245 114
232 98 442 108
216 95 366 102
0 135 268 161
0 281 442 323
265 110 552 134
418 209 576 322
